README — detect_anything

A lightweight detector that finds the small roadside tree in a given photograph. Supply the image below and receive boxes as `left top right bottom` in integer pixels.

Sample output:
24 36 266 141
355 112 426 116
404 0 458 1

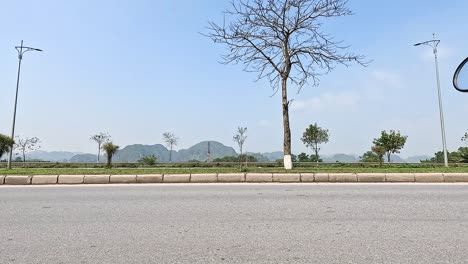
291 153 297 162
0 134 15 160
373 130 408 163
138 155 158 166
360 151 379 163
163 132 179 162
301 123 330 164
205 0 367 170
102 142 119 168
457 147 468 163
14 136 40 163
423 150 464 164
90 133 111 162
462 132 468 146
371 145 386 166
298 153 309 162
233 127 248 171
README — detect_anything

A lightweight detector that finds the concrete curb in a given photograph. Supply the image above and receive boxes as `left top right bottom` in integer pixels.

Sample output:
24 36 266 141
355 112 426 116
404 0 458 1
58 175 84 184
329 173 358 183
218 173 245 183
314 173 329 182
137 174 163 183
191 174 217 183
246 173 273 183
274 173 300 183
110 175 137 184
357 173 386 182
5 175 32 185
84 175 110 184
443 173 468 182
1 173 468 185
386 173 415 182
163 174 190 183
32 175 58 185
415 173 444 183
300 173 314 182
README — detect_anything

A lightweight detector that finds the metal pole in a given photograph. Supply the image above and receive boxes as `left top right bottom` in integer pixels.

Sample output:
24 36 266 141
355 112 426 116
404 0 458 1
7 41 24 169
433 46 449 167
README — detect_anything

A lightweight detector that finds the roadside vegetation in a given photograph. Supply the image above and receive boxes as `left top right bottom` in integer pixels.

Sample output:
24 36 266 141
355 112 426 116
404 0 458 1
0 134 15 158
2 162 468 175
102 142 119 168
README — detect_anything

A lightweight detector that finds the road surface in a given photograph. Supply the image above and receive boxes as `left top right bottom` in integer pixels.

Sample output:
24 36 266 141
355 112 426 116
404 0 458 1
1 184 467 263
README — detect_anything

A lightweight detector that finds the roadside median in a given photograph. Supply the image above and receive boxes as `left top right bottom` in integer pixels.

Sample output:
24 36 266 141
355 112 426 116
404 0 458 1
1 173 468 185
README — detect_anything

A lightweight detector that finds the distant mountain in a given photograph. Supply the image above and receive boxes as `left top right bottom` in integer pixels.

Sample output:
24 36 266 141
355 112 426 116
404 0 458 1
27 151 82 162
322 154 359 163
316 154 413 163
113 141 237 163
405 155 431 163
261 151 284 161
70 154 100 163
178 141 237 162
388 154 406 163
17 143 432 164
245 152 271 162
114 144 168 162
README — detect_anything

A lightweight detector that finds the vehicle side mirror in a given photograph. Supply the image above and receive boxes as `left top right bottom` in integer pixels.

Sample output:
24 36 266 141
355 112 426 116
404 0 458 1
454 57 468 92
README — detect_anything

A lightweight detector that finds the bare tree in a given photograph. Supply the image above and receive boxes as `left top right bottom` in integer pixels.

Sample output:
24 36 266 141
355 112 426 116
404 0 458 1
206 0 367 169
163 132 179 162
233 127 248 171
14 136 40 163
90 133 111 162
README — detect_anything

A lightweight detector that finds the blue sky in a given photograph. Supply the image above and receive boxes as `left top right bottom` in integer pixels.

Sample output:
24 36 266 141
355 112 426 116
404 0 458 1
0 0 467 157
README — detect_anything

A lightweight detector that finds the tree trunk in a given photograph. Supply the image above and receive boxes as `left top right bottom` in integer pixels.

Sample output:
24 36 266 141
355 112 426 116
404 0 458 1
387 152 391 163
107 154 112 168
97 143 101 163
169 146 172 162
282 78 292 170
315 142 319 166
240 146 243 172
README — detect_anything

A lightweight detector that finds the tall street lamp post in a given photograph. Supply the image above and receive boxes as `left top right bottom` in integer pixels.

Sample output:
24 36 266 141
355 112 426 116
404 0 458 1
7 40 42 169
414 34 448 168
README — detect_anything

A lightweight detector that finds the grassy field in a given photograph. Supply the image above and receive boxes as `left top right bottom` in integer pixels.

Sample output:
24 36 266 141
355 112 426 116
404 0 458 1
1 164 468 175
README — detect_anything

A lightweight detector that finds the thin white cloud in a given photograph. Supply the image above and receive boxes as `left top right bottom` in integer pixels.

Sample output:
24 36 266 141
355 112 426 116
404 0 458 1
258 119 270 127
291 91 360 112
361 69 403 102
371 70 401 86
421 45 455 61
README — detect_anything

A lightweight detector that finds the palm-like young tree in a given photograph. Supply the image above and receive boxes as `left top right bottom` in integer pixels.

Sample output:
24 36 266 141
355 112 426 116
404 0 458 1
102 142 119 168
0 134 15 160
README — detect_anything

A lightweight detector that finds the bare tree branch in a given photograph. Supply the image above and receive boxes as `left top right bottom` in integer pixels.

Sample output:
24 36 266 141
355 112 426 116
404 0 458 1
204 0 367 91
14 136 40 163
163 132 179 162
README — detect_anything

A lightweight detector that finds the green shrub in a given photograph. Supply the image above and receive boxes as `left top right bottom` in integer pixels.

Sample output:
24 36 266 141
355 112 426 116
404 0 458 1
138 155 157 166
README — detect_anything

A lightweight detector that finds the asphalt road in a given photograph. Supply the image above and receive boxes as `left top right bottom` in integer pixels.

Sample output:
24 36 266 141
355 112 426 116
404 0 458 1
0 184 467 264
